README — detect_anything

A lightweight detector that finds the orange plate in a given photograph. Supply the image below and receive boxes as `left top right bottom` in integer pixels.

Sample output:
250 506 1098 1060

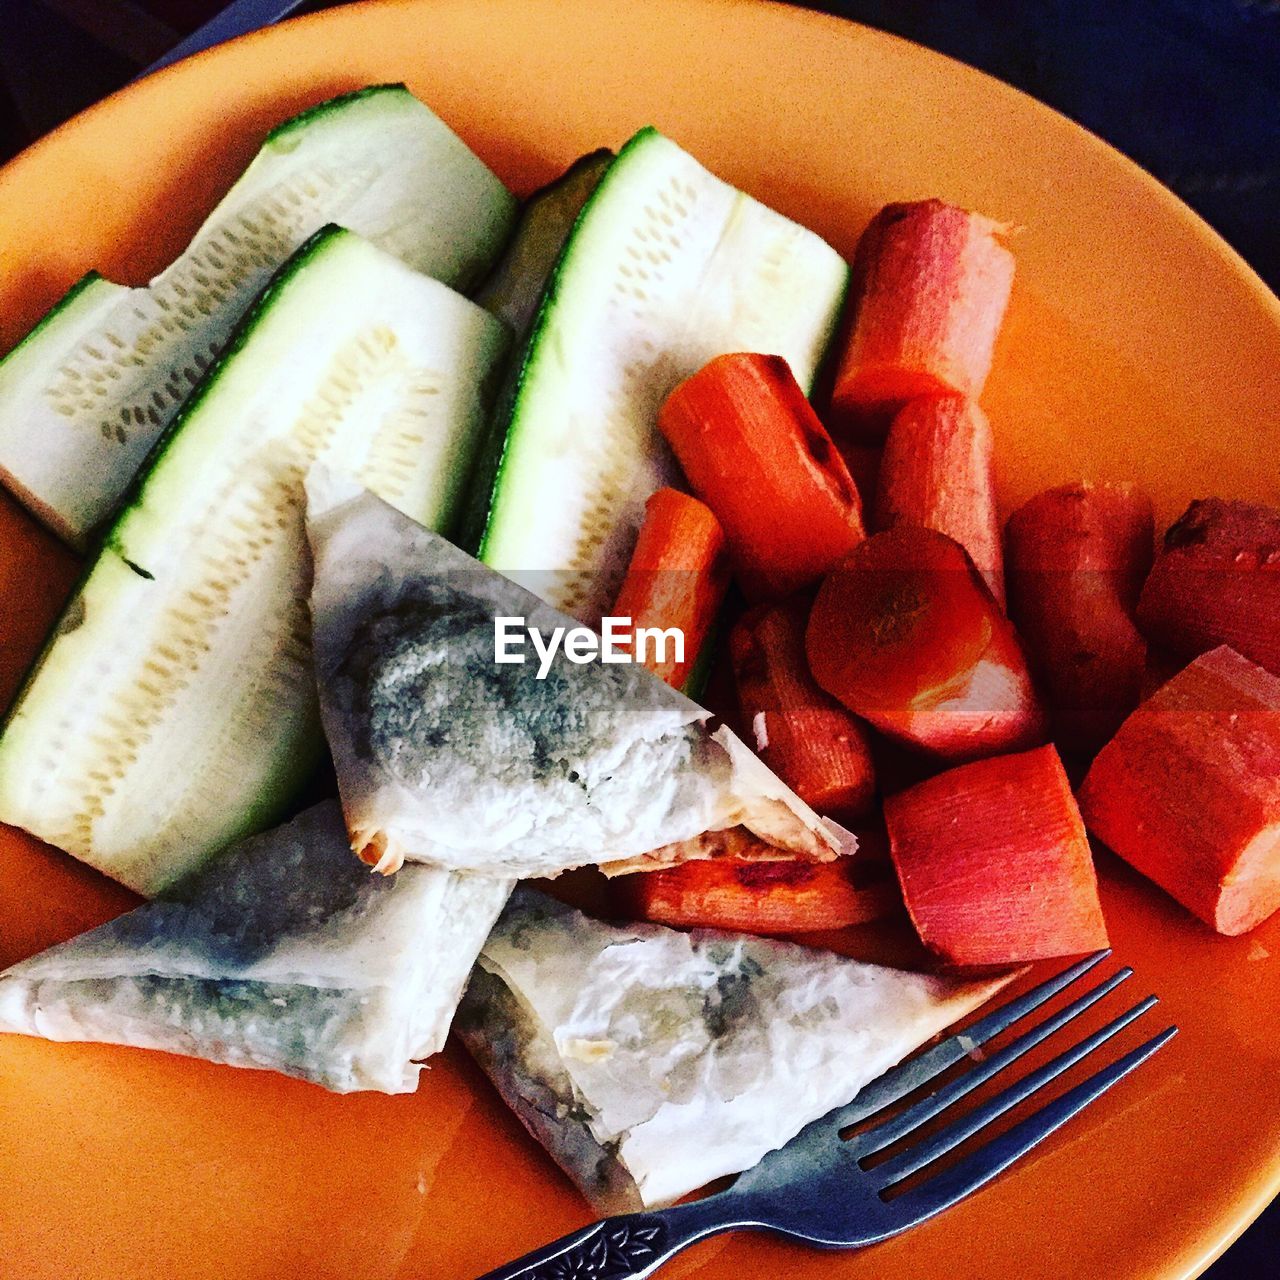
1 2 1278 1277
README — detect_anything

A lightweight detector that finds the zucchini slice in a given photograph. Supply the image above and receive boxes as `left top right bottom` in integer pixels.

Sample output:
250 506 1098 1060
476 149 614 342
0 84 516 548
0 227 507 896
466 127 850 624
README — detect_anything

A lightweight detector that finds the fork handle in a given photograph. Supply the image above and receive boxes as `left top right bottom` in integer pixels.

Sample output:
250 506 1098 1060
476 1193 753 1279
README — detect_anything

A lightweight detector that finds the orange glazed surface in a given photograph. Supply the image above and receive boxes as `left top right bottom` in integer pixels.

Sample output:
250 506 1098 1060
0 3 1279 1279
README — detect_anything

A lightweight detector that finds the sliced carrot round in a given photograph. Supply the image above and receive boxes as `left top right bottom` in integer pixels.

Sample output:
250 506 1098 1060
806 526 996 709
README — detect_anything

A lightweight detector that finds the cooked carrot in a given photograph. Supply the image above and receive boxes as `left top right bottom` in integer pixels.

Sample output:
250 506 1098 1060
1136 498 1280 677
657 353 866 600
750 710 875 818
731 599 875 818
609 487 729 688
1005 481 1154 756
626 852 899 935
874 395 1003 605
836 439 882 512
1078 645 1280 936
806 526 1045 759
829 200 1015 438
885 744 1108 965
1140 644 1184 702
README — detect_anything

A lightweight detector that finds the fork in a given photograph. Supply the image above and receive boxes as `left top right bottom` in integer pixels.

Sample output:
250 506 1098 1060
478 950 1174 1279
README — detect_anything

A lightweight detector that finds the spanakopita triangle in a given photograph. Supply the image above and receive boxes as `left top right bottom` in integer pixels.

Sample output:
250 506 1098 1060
457 888 1012 1211
305 475 849 879
0 802 512 1092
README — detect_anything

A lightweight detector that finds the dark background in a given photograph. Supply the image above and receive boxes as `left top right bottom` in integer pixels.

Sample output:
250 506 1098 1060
1 1 1276 1275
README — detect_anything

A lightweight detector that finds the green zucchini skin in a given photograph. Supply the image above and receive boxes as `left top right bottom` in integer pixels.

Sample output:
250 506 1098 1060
110 225 340 534
0 230 339 743
463 126 851 625
0 226 507 896
0 271 107 353
0 84 517 549
476 148 615 340
465 130 655 561
459 149 618 558
262 82 407 143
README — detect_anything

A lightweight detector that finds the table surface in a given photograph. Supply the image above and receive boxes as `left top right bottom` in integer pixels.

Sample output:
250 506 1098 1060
0 2 1276 1277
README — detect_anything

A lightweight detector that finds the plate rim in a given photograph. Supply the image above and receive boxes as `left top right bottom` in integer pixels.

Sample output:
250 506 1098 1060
0 2 1276 1278
2 0 1277 332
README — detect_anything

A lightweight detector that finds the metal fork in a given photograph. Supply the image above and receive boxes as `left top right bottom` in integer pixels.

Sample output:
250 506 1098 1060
479 950 1174 1279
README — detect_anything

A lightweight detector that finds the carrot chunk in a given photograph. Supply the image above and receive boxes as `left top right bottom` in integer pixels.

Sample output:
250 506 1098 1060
874 395 1003 605
731 599 875 818
835 439 882 513
1135 498 1280 677
1078 646 1280 936
1005 482 1154 756
609 487 729 688
625 852 898 935
806 526 1045 759
829 200 1015 438
657 353 866 600
885 744 1108 965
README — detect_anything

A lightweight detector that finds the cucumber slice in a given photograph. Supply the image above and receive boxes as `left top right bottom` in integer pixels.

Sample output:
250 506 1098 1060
476 149 613 342
0 227 507 896
468 127 850 624
0 84 516 548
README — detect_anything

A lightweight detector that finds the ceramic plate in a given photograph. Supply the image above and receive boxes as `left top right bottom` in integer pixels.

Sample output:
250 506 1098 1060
1 2 1278 1277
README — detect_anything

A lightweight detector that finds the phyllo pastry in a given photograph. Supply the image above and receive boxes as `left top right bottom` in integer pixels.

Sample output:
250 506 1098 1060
305 479 847 878
0 802 512 1093
456 888 1010 1211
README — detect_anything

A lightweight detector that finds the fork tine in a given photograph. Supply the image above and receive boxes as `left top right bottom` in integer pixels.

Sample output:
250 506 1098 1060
831 949 1111 1130
853 967 1133 1157
873 996 1159 1186
891 1026 1177 1219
